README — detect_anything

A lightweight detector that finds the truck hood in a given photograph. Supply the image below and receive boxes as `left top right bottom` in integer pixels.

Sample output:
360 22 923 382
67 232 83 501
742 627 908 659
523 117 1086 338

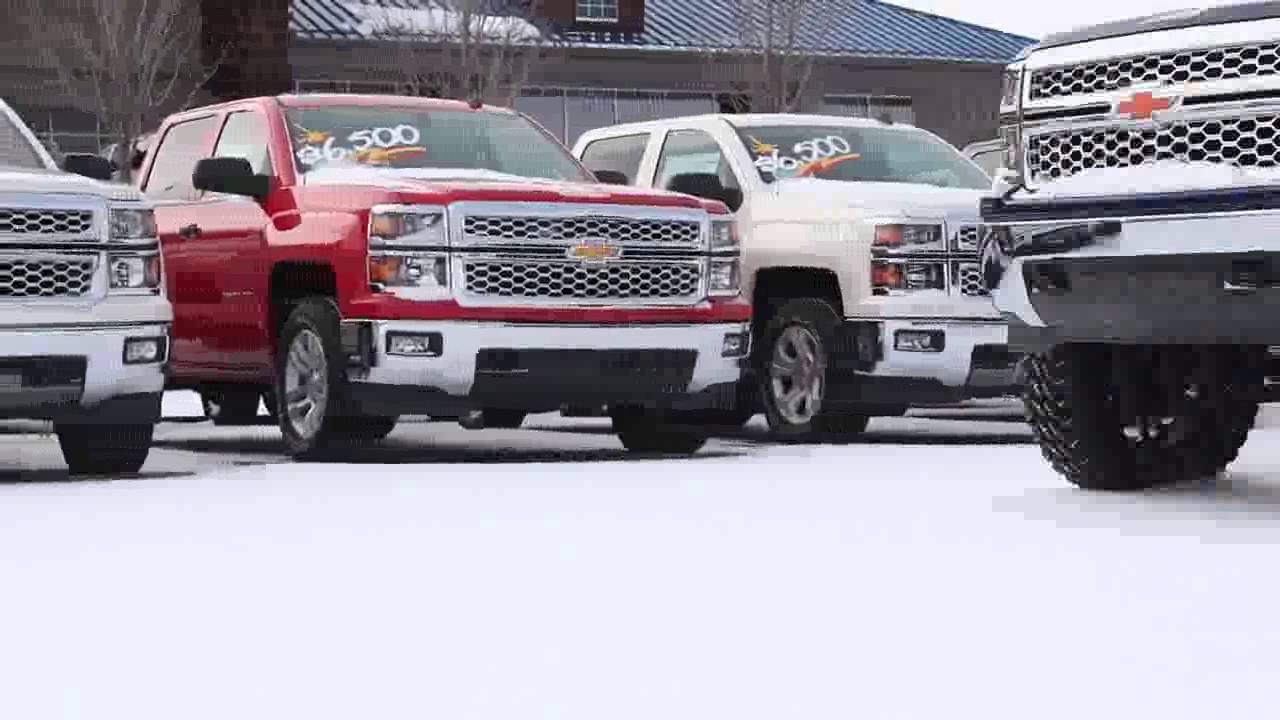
0 165 143 203
301 166 713 210
1037 3 1280 51
764 177 986 223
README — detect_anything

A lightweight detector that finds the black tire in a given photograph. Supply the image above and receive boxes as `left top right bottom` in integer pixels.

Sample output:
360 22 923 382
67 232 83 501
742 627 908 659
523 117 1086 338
333 415 398 442
612 409 709 456
1023 344 1262 492
201 387 261 426
275 297 355 459
56 422 154 475
757 297 869 442
482 409 528 429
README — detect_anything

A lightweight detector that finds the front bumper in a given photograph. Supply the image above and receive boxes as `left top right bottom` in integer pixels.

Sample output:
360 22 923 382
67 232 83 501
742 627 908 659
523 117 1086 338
0 322 169 422
341 319 751 416
833 318 1020 405
981 189 1280 351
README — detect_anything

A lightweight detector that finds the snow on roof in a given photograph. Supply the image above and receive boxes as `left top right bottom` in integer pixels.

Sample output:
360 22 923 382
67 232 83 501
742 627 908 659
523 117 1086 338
292 0 1036 65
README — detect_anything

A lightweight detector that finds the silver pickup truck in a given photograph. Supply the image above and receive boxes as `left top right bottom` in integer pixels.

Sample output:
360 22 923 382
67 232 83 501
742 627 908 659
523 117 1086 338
0 99 172 474
980 3 1280 491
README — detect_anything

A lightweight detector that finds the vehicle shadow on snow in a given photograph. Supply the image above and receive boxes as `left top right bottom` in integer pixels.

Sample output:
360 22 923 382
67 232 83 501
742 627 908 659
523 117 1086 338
528 418 1035 446
994 472 1280 536
150 434 745 464
0 468 195 485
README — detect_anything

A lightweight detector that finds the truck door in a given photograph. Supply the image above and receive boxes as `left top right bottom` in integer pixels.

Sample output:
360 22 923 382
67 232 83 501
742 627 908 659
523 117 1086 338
141 114 223 376
198 109 274 374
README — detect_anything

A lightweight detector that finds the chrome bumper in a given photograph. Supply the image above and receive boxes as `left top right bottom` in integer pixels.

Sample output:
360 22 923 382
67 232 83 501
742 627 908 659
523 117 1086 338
343 319 750 415
0 322 169 420
981 193 1280 350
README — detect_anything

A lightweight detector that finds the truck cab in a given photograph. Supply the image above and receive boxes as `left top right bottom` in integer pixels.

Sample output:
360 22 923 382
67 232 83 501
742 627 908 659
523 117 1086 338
0 98 171 474
137 94 751 458
574 114 1020 441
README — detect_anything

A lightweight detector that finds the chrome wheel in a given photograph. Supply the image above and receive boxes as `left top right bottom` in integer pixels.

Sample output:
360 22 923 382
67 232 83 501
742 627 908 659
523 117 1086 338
283 329 329 440
769 324 825 425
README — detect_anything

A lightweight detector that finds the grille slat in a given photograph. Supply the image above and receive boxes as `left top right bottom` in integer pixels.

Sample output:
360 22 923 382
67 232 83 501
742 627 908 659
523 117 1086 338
1030 42 1280 101
465 260 701 300
953 261 989 298
952 225 980 253
0 208 94 237
1028 113 1280 182
464 215 701 245
0 257 95 298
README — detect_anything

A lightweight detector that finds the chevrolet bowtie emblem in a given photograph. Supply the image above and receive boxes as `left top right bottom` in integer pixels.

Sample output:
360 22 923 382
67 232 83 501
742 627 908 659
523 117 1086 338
567 239 622 263
1116 91 1175 120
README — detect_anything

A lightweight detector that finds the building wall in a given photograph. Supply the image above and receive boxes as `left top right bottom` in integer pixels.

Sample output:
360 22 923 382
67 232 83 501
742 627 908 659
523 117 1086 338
288 41 1004 148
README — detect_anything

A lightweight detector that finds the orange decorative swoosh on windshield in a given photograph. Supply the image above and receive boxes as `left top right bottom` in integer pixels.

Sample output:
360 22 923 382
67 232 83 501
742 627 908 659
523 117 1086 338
797 153 861 177
355 146 428 163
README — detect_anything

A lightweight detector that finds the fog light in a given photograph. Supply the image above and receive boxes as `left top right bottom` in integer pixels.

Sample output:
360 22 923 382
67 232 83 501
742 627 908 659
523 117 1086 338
386 331 442 356
123 336 166 364
895 330 944 352
722 332 749 357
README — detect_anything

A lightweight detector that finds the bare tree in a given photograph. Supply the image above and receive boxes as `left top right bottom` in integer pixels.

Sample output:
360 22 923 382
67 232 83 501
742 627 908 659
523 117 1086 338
363 0 560 107
705 0 830 114
18 0 222 181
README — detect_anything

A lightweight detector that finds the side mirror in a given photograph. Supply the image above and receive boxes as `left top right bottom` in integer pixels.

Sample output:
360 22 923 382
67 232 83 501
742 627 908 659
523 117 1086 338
62 153 116 182
592 169 629 185
192 157 271 199
666 172 743 212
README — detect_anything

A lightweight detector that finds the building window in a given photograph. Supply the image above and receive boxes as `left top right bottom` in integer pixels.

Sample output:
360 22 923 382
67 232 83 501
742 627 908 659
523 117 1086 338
576 0 619 22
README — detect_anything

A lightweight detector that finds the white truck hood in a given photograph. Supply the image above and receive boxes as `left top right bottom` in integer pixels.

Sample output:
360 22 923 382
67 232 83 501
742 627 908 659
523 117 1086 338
0 165 143 203
762 177 986 224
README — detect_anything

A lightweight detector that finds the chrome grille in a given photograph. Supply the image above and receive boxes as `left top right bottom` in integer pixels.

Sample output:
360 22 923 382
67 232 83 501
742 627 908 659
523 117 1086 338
0 257 95 297
1029 42 1280 101
952 225 980 252
1027 113 1280 182
953 262 988 297
464 260 701 300
463 215 701 245
0 208 94 237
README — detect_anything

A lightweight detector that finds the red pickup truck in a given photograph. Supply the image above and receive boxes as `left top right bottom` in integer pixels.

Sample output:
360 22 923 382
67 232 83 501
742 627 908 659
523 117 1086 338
135 93 751 458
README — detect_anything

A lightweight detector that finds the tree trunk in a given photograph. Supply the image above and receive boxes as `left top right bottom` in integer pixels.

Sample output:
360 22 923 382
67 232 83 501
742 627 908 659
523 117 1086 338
200 0 293 101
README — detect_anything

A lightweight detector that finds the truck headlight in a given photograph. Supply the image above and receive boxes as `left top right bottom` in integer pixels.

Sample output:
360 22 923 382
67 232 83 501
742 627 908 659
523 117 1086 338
369 252 449 291
108 253 162 291
109 208 157 240
708 258 741 296
369 205 446 246
872 224 944 254
871 259 945 296
709 218 739 250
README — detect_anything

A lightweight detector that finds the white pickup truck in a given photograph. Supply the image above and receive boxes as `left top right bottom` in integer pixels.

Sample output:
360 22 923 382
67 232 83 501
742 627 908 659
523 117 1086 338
573 113 1020 440
0 99 171 474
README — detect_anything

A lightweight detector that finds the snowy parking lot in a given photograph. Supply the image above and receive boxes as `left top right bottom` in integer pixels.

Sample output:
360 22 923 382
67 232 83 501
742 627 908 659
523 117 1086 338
2 394 1280 718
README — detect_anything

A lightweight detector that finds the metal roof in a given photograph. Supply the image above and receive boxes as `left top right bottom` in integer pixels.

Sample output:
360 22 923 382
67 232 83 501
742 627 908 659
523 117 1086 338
292 0 1036 64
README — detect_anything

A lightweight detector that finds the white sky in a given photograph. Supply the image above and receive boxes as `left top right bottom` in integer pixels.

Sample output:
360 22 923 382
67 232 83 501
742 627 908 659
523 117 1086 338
887 0 1246 40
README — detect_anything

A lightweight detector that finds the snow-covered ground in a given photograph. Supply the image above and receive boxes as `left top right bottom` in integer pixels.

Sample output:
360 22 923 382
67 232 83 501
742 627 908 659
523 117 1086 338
1 396 1279 718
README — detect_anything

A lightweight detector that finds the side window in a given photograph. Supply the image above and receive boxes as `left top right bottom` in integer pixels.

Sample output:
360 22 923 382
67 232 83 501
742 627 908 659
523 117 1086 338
143 116 219 201
0 110 45 170
578 133 649 185
654 129 741 196
213 111 272 175
970 148 1001 177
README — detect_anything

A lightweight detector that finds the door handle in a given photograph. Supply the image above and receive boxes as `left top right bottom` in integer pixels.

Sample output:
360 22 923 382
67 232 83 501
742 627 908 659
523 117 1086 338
178 223 201 239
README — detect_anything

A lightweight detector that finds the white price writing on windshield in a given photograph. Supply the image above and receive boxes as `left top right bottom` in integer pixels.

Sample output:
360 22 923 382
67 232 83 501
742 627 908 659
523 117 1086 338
753 135 854 174
296 124 423 164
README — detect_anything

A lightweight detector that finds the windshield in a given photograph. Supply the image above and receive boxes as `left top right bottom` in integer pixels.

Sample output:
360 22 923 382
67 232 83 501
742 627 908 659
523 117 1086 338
285 105 592 182
735 124 991 190
0 107 47 170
